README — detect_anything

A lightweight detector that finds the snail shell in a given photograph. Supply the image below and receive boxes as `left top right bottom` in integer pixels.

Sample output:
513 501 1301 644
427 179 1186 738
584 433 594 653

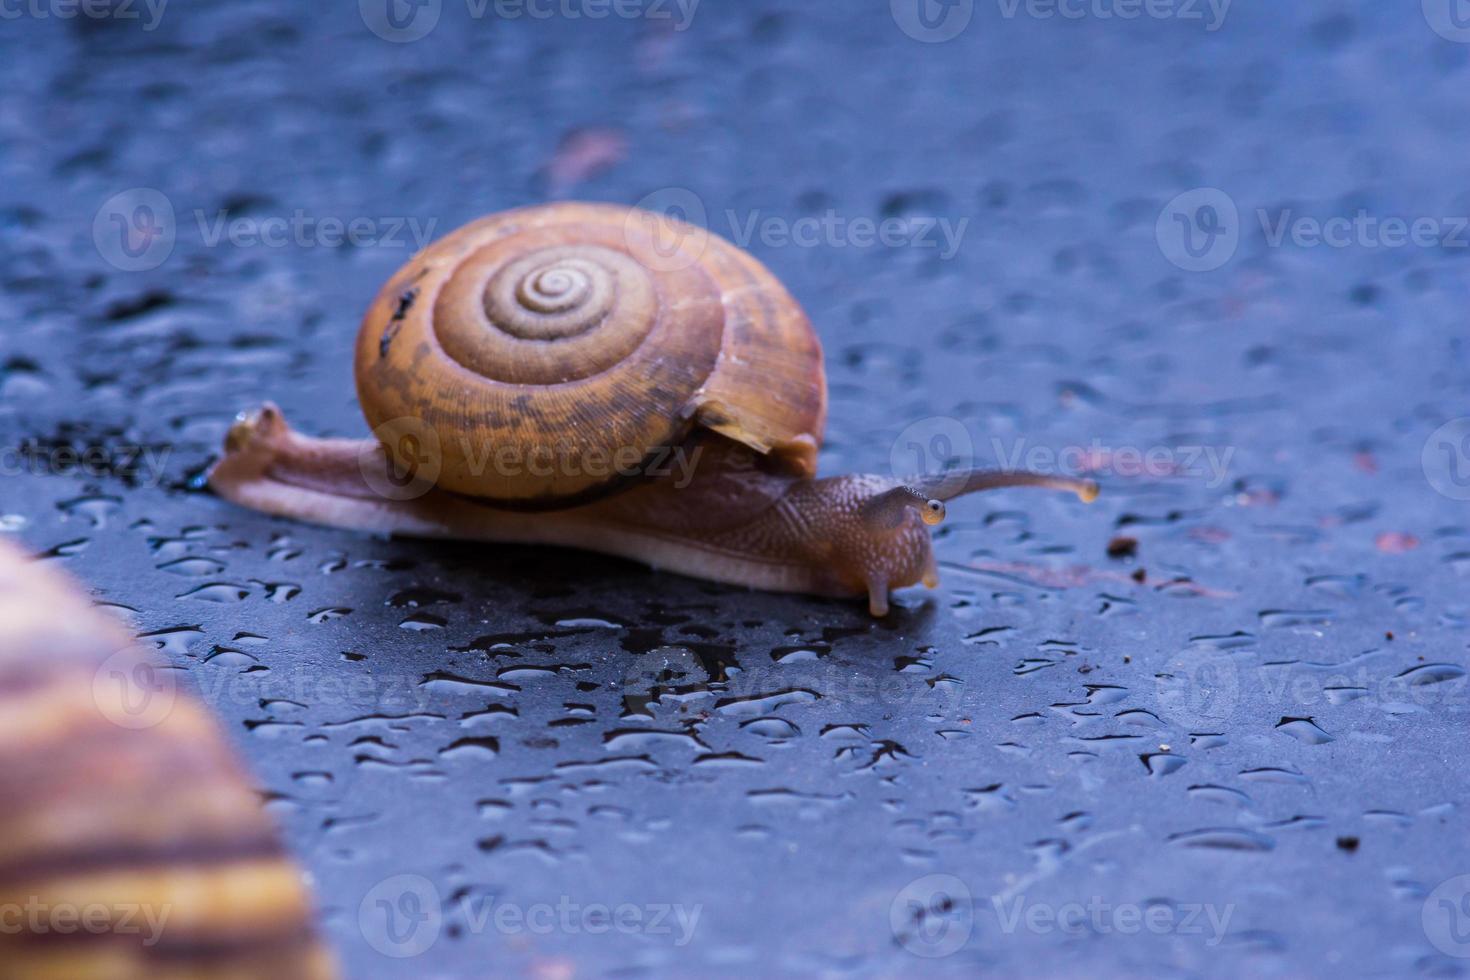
355 202 827 507
0 540 334 977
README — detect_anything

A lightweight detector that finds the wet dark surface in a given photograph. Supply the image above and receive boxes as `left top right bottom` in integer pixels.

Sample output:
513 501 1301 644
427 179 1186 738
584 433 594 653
3 1 1470 976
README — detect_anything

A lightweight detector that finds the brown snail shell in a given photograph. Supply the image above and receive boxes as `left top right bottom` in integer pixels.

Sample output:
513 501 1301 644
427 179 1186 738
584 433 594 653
0 540 334 977
355 201 827 507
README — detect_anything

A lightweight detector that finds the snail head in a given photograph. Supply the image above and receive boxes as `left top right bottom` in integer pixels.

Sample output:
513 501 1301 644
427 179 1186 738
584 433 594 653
826 469 1099 616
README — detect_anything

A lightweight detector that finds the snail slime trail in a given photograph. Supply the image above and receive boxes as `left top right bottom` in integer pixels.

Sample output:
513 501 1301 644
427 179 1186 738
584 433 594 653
210 202 1097 615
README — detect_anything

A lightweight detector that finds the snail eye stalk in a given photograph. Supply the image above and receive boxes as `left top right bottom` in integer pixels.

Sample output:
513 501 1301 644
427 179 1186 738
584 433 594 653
915 470 1099 505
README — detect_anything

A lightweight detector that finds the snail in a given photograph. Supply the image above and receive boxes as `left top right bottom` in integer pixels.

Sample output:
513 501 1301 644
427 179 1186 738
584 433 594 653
0 540 334 979
209 202 1097 616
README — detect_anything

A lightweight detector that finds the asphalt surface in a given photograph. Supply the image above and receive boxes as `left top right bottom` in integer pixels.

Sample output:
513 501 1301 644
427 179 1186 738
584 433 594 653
3 1 1469 976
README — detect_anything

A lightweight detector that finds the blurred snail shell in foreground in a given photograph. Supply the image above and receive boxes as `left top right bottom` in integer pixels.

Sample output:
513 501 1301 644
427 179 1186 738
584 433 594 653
0 539 335 979
211 202 1096 616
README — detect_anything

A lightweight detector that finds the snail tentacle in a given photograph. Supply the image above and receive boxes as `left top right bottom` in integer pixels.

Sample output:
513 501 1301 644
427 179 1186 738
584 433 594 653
913 469 1100 503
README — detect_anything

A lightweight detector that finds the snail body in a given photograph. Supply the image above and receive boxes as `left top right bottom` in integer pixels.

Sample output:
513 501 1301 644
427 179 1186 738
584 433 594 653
210 203 1095 616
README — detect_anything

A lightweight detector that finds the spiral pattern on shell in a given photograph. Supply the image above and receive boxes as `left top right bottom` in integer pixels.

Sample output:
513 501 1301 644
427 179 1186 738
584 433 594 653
508 255 602 320
354 202 827 507
434 239 665 389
